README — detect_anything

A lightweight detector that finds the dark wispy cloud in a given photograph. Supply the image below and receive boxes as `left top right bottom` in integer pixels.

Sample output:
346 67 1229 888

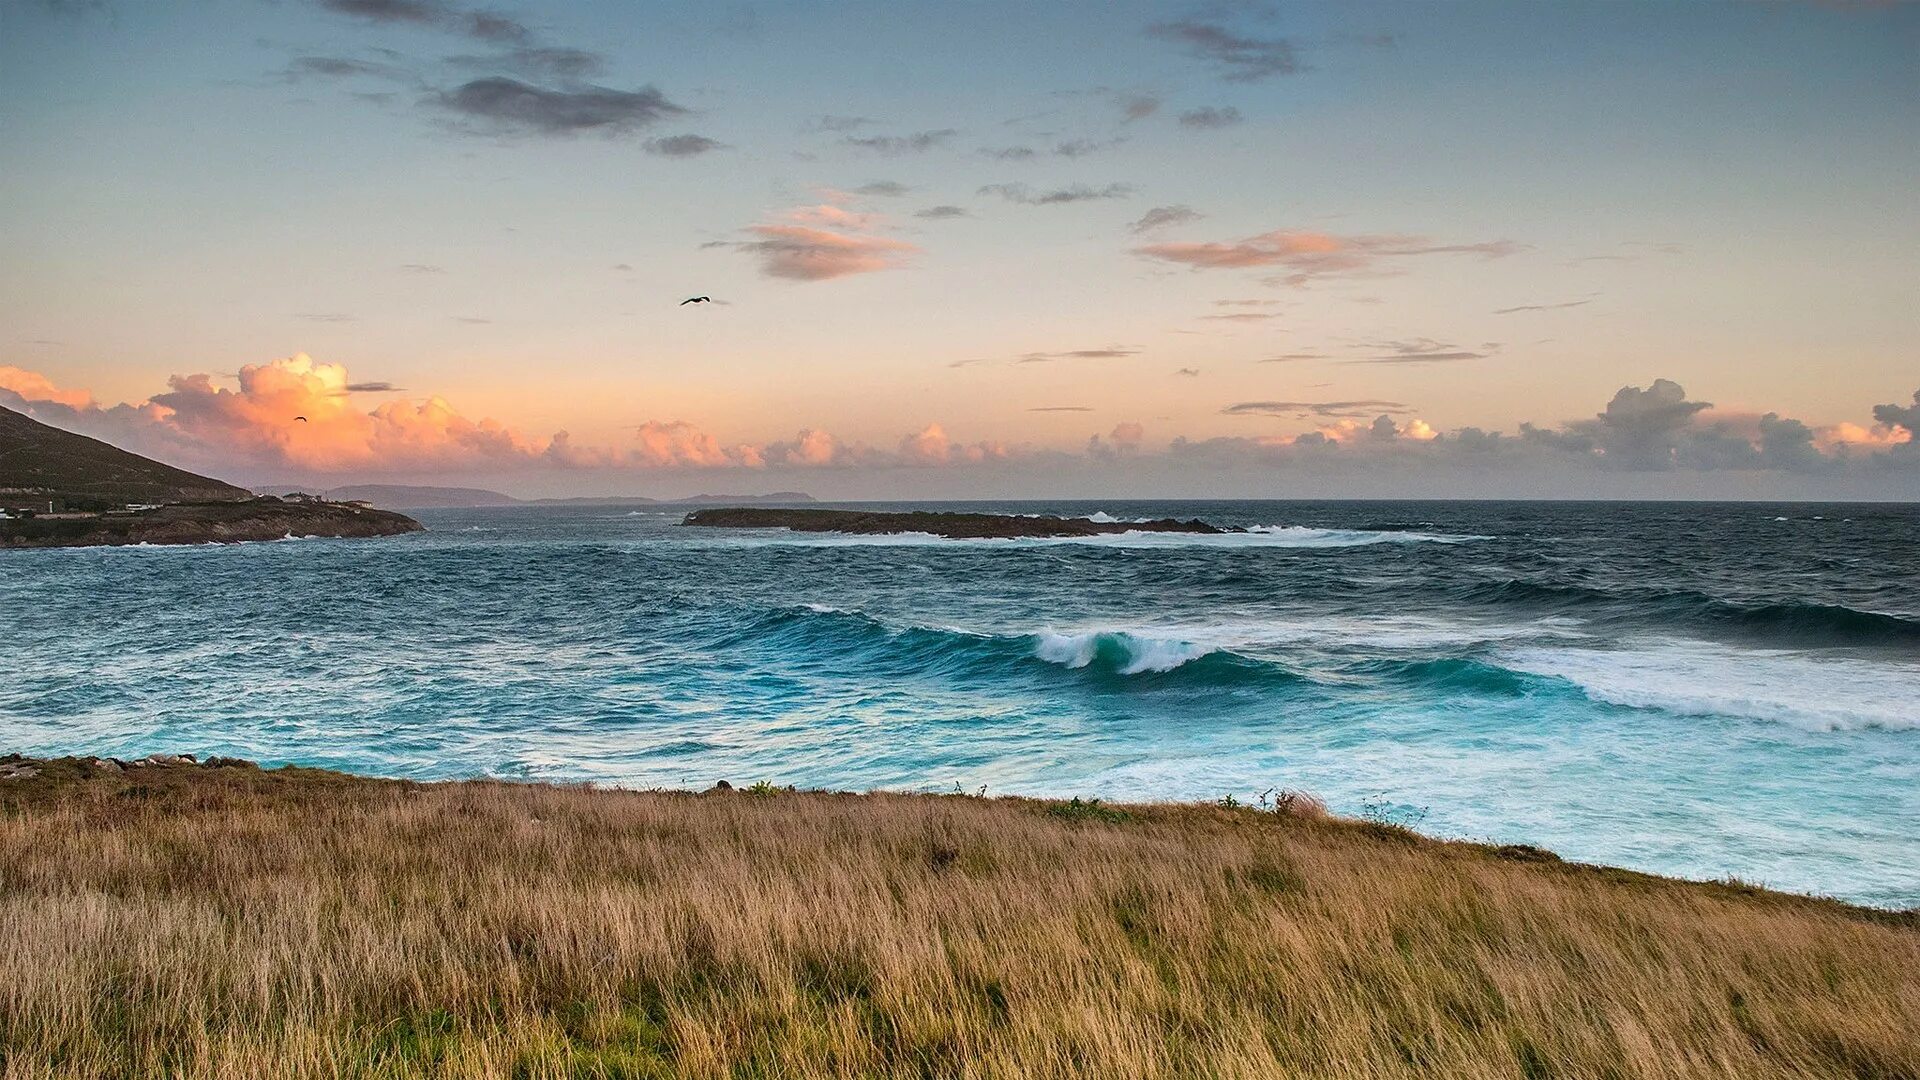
1224 399 1411 418
1147 21 1302 82
1178 106 1243 129
318 0 529 43
343 381 405 393
1201 312 1277 322
1028 406 1094 412
645 133 725 157
1120 95 1161 121
914 205 969 220
1260 353 1331 363
843 129 957 154
980 182 1134 205
1017 346 1139 364
285 56 409 82
1136 228 1523 286
1493 298 1592 315
1128 204 1201 233
1214 298 1279 307
1348 339 1500 364
854 181 911 197
807 115 872 133
436 77 685 136
983 138 1116 161
446 46 606 80
1174 368 1201 377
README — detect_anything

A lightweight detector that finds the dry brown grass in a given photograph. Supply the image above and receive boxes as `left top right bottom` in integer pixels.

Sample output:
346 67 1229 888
0 757 1914 1079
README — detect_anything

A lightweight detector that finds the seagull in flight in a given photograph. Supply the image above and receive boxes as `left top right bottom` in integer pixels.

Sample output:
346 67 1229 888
679 296 712 305
294 416 308 422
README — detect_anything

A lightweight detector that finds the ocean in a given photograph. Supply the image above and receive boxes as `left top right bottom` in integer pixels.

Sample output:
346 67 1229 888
2 500 1916 908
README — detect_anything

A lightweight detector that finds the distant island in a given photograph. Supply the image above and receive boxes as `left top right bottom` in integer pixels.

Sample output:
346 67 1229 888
314 483 816 510
0 404 421 549
683 506 1233 540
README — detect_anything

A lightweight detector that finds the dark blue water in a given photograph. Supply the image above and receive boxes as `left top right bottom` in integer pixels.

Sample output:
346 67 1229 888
3 500 1916 907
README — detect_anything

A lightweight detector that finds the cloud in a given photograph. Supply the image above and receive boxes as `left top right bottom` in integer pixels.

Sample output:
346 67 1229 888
1871 389 1920 436
342 381 404 393
1201 312 1277 323
730 205 917 281
914 205 969 220
285 56 406 81
980 182 1134 205
1028 406 1094 413
1174 368 1201 377
1349 339 1499 364
1178 106 1243 129
898 423 1008 465
400 263 443 273
318 0 529 43
843 129 956 154
1135 228 1522 286
807 115 871 133
983 139 1116 161
1493 298 1592 315
1224 399 1412 418
1129 205 1202 234
1147 21 1302 81
1120 95 1161 121
446 46 605 80
0 366 92 409
854 181 910 197
1017 347 1139 364
645 133 725 157
436 77 685 136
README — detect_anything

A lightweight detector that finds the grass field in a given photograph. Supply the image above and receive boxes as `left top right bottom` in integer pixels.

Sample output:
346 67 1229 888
0 755 1914 1079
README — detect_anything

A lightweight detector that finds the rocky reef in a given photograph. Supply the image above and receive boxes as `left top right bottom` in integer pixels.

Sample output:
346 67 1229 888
681 506 1234 540
0 497 423 549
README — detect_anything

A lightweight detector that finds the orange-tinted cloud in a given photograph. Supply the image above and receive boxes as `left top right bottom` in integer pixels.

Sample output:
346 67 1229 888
1135 229 1521 286
733 204 917 281
0 366 93 409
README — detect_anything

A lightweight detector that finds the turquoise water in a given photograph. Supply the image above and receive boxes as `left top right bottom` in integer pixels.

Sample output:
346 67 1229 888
2 500 1916 908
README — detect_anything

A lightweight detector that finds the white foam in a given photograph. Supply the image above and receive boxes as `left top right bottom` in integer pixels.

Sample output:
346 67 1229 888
686 525 1487 549
1034 631 1217 673
1498 642 1920 731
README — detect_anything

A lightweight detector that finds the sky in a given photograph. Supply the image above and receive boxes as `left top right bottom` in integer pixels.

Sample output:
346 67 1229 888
1 0 1916 499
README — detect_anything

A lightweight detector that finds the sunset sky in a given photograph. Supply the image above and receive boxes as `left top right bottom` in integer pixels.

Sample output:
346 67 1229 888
3 0 1916 498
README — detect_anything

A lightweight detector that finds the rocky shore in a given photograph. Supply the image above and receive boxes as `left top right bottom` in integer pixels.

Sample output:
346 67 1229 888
681 506 1234 539
0 497 424 549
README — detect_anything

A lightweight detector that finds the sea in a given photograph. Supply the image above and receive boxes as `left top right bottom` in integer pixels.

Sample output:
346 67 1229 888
2 500 1916 908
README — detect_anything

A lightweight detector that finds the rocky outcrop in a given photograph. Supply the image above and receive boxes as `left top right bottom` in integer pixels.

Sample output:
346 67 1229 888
681 507 1236 540
0 498 423 549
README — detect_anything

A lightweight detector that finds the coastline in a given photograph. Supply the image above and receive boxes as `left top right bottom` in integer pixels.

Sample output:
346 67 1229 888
2 753 1913 1078
0 498 423 549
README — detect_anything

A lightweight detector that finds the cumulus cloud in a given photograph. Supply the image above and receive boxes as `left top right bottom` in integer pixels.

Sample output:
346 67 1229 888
0 366 93 409
1178 106 1242 129
1147 21 1302 81
1129 204 1202 233
980 182 1134 205
1872 389 1920 436
437 77 685 136
1135 228 1522 286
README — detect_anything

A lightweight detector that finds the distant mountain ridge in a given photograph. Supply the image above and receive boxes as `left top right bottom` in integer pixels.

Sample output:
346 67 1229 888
0 404 251 510
315 484 815 510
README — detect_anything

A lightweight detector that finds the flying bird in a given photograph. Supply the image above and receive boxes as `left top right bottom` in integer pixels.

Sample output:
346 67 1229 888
294 416 308 423
679 296 712 305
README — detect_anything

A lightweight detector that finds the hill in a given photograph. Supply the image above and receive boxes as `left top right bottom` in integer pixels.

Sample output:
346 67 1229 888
0 404 249 510
0 755 1912 1078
